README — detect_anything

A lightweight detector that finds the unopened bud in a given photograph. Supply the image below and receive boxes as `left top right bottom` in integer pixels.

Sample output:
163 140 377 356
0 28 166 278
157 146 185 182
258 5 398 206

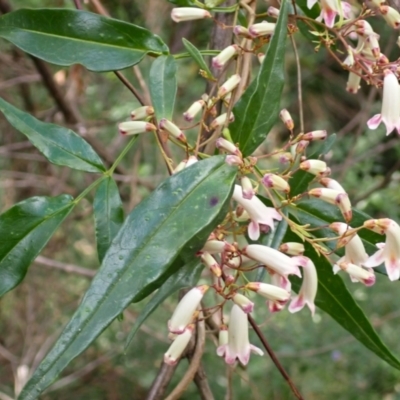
218 325 228 347
183 100 205 122
249 22 276 37
159 118 187 143
267 6 280 18
278 152 293 164
232 293 254 313
119 121 156 135
296 140 309 154
201 252 222 277
262 173 290 193
346 70 361 94
210 113 235 129
279 242 305 256
355 20 375 36
336 261 375 286
246 282 290 303
171 7 211 23
279 109 294 130
257 53 266 64
241 176 255 199
380 5 400 29
300 159 329 176
319 177 345 192
366 34 380 58
309 188 352 222
225 155 243 166
301 130 327 141
130 106 154 120
343 51 354 67
234 25 252 38
164 325 194 365
212 45 240 69
216 137 241 156
202 240 235 254
218 74 241 97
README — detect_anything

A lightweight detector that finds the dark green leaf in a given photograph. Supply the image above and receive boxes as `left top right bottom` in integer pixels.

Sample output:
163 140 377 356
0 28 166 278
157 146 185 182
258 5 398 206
0 195 74 297
182 38 213 79
295 0 320 19
149 55 177 121
0 9 169 72
286 233 400 370
19 156 236 399
125 258 204 349
290 133 336 196
93 177 124 263
0 97 105 173
229 0 288 156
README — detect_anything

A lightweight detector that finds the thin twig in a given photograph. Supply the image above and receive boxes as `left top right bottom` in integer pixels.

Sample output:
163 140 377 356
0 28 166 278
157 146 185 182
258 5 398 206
290 34 304 133
248 314 304 400
34 256 96 278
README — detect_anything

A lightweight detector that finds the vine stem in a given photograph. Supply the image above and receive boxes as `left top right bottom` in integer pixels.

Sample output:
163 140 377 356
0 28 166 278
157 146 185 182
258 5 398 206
247 314 304 400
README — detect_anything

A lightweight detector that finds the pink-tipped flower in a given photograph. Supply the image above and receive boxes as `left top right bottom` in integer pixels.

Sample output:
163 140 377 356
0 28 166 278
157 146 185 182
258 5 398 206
279 242 305 256
355 20 375 36
279 109 294 131
247 282 291 312
279 152 293 164
201 240 235 254
364 219 400 281
319 177 345 192
270 270 292 292
296 140 309 154
240 176 255 200
159 118 187 143
119 121 156 135
218 324 228 347
217 305 263 365
183 100 205 122
225 155 243 166
309 188 352 222
201 252 222 277
164 325 194 365
335 261 376 286
243 244 302 277
380 5 400 29
130 106 154 120
232 293 254 313
309 0 343 28
233 25 252 38
232 185 282 240
262 173 290 193
216 137 241 156
168 285 209 334
367 70 400 135
301 130 327 141
249 22 276 37
300 160 329 176
210 113 235 130
346 70 361 94
212 45 240 69
171 7 211 23
218 74 241 98
289 256 318 315
257 53 266 64
267 6 280 18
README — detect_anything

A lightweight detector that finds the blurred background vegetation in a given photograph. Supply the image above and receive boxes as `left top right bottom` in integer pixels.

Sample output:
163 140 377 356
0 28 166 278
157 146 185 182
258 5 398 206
1 0 400 399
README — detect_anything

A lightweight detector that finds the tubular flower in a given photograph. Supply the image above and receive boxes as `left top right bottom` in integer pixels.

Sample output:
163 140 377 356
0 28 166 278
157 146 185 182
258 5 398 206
289 256 318 315
243 244 302 277
309 0 348 28
346 69 362 94
130 106 154 120
262 173 290 193
201 240 235 254
232 185 282 240
217 305 263 365
171 7 211 23
279 242 305 256
212 45 240 69
164 325 194 365
168 285 209 334
364 219 400 281
319 177 346 192
201 252 222 277
159 118 187 143
119 121 156 135
367 70 400 135
249 22 276 37
218 74 241 98
380 5 400 29
210 113 235 129
246 282 291 312
301 130 328 141
240 176 255 200
279 109 294 130
299 159 330 176
183 99 205 122
335 261 376 286
216 138 241 156
309 188 352 222
232 293 254 313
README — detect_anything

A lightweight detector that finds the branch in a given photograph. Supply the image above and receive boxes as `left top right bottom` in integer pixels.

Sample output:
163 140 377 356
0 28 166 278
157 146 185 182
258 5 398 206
34 256 96 278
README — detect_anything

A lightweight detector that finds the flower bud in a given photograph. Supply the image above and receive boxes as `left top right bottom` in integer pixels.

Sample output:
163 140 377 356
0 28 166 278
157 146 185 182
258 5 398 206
232 293 254 313
309 188 352 222
301 130 327 141
279 109 294 130
171 7 211 23
164 325 194 365
246 282 290 303
216 137 241 156
278 152 293 164
201 240 235 254
185 156 198 168
212 45 240 69
159 118 187 143
346 70 361 94
130 106 154 120
380 5 400 29
225 155 243 166
335 262 375 286
119 121 156 135
355 20 375 36
218 325 228 347
299 159 330 176
296 140 309 154
210 113 235 129
262 173 290 193
366 34 380 58
267 6 280 18
201 252 222 277
257 53 265 64
241 176 255 200
173 160 187 174
183 100 205 122
249 22 276 37
218 74 241 97
234 25 252 38
279 242 305 256
319 177 345 192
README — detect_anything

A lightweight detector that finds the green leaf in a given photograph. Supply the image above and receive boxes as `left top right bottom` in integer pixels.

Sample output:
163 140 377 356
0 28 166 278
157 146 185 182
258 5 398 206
290 133 336 196
19 156 236 399
286 235 400 370
0 195 74 297
296 0 320 19
168 0 196 6
0 97 106 173
125 258 204 349
182 38 213 79
0 9 169 72
229 0 288 156
93 177 124 263
149 55 177 121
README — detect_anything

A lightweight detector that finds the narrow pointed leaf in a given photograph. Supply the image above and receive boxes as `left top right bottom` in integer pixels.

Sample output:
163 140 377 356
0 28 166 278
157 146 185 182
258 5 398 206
19 156 236 400
0 195 74 297
229 0 288 156
0 9 169 72
0 97 105 172
149 55 177 121
286 235 400 370
93 177 124 263
125 258 204 349
182 38 213 79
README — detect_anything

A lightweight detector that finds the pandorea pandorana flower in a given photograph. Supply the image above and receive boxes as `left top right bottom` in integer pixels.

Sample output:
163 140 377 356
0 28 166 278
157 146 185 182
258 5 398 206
164 325 194 365
217 305 263 365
